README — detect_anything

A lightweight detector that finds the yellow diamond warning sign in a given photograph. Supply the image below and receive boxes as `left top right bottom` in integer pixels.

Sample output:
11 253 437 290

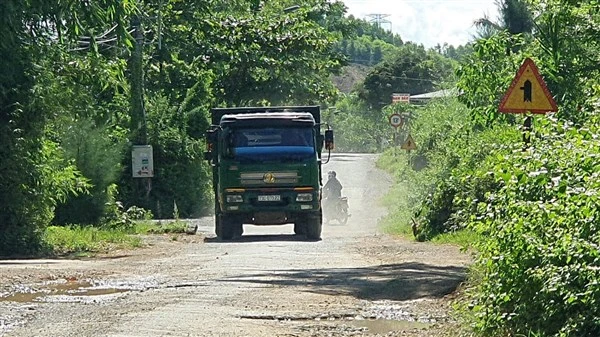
401 134 417 151
498 58 558 114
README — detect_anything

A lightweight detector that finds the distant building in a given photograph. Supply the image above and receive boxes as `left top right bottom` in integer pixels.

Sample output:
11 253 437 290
391 93 410 104
410 89 458 104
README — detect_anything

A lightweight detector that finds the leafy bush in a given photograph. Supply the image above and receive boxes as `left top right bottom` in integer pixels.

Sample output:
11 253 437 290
329 94 389 153
0 138 89 256
378 97 520 241
126 206 154 221
119 94 213 219
412 123 519 241
53 117 126 225
467 116 600 337
102 184 153 231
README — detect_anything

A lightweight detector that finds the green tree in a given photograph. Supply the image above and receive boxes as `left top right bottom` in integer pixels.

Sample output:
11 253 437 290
117 0 352 217
456 32 524 128
0 1 133 255
207 0 349 105
371 45 383 65
474 0 534 37
531 0 600 122
33 49 130 225
346 15 403 47
501 0 534 34
357 43 455 110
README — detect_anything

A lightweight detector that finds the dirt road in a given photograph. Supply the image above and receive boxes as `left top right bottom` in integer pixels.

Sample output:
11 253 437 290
0 153 470 337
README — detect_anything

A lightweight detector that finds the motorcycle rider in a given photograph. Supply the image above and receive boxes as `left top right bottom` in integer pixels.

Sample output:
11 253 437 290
323 171 343 216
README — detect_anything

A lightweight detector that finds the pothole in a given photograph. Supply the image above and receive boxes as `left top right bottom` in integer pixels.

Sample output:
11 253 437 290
295 319 431 336
240 311 432 335
239 312 360 321
363 299 449 324
0 280 130 304
0 278 206 305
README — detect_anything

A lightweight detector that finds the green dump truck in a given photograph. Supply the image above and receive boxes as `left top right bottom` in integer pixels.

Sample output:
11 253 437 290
204 106 333 240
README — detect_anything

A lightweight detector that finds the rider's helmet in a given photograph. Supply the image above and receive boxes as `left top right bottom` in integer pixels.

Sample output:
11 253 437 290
327 170 336 179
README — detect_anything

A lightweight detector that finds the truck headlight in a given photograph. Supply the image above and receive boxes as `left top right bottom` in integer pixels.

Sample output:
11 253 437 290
226 195 243 203
296 193 313 202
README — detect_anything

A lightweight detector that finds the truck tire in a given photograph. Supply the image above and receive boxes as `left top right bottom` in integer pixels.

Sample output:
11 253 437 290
214 200 223 238
215 213 224 238
305 212 322 240
293 222 306 235
218 214 241 240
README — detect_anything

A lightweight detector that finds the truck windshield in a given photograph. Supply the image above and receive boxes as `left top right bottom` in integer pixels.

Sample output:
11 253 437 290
228 127 315 162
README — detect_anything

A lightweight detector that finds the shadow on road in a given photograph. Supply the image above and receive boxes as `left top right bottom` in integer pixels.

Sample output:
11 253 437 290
203 234 320 243
221 262 466 301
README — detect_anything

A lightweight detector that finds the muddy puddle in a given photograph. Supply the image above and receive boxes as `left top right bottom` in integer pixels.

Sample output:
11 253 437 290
0 280 130 304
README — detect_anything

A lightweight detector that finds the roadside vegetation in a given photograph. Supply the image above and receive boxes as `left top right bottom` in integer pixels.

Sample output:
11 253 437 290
3 0 600 335
43 221 189 256
371 1 600 336
44 203 188 256
0 0 351 256
0 0 458 257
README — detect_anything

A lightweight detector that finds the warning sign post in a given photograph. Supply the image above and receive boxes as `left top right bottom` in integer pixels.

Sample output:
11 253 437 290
498 58 558 147
401 134 417 151
498 58 557 114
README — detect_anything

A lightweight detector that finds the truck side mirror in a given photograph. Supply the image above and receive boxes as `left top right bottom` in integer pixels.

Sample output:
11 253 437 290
324 129 334 150
204 129 217 161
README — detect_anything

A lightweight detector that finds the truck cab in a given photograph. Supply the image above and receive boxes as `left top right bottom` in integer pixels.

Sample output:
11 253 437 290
204 106 333 240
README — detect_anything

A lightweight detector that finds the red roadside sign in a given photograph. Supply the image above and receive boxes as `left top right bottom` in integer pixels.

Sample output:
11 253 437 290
389 113 403 128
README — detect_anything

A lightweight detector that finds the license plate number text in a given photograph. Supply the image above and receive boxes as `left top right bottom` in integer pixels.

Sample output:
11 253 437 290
258 195 281 202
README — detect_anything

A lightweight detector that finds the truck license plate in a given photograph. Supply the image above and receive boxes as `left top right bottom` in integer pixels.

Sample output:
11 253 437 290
258 195 281 202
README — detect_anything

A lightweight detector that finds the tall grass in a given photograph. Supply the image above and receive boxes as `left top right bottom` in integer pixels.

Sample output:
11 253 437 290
43 221 188 255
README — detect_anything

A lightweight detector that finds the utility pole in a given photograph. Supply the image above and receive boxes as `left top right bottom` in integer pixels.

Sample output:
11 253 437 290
128 4 152 206
129 12 147 145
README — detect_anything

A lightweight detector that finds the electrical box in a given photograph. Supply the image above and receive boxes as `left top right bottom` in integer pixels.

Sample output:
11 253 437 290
132 145 154 178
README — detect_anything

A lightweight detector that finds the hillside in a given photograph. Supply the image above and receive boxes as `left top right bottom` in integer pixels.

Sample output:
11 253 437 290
331 63 371 94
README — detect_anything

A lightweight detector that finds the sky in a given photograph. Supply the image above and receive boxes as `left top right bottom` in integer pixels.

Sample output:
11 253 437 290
339 0 499 48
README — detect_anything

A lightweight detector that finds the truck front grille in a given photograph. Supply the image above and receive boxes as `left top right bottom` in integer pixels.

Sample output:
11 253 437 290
240 171 299 185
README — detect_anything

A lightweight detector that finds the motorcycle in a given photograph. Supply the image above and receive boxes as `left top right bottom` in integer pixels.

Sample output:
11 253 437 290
323 196 349 225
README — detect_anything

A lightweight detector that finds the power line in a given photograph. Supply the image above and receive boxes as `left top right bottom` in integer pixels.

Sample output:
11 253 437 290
366 13 392 31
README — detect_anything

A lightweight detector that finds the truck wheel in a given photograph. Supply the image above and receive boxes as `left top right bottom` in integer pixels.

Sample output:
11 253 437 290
219 215 241 240
214 200 223 238
294 222 306 235
234 222 244 238
305 212 322 240
215 214 224 238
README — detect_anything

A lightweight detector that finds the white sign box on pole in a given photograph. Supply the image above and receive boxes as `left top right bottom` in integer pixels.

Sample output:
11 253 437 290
132 145 154 178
